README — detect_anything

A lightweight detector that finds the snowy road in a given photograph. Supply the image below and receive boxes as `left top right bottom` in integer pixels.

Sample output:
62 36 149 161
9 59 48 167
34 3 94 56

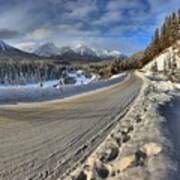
0 73 142 180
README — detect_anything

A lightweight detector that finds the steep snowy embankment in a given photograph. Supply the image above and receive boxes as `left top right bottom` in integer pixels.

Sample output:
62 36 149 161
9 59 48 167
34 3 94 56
143 41 180 80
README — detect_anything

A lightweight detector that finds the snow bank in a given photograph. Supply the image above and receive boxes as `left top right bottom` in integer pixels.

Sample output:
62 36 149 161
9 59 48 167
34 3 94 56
110 72 127 79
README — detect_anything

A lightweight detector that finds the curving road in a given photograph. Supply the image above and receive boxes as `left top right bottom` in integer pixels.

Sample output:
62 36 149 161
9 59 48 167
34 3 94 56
0 74 142 180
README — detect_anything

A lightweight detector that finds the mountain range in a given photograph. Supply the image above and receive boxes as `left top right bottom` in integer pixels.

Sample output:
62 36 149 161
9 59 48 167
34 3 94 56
0 40 127 62
33 42 126 60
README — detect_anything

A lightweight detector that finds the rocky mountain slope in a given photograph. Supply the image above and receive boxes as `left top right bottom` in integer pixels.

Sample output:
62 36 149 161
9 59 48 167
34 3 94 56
0 40 127 64
0 40 15 51
34 42 61 57
73 44 97 57
0 40 38 60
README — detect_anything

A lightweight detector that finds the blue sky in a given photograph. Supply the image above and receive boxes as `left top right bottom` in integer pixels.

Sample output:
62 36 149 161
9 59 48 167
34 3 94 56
0 0 179 55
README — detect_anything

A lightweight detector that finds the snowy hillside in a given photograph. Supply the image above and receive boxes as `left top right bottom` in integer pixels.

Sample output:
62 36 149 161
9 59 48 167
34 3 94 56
143 41 180 81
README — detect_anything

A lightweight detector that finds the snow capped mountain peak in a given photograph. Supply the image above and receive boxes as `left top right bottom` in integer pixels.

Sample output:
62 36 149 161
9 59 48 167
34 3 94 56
61 46 72 50
33 42 126 59
43 41 56 48
73 43 85 49
96 49 123 58
60 46 74 54
72 44 123 58
108 50 122 57
73 44 97 57
34 42 60 57
0 40 14 51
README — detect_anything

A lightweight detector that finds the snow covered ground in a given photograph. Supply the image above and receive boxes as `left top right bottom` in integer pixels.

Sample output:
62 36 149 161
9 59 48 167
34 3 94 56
0 79 59 89
63 71 180 180
0 70 96 89
159 93 180 179
65 70 96 86
0 72 127 104
0 71 126 90
143 41 180 78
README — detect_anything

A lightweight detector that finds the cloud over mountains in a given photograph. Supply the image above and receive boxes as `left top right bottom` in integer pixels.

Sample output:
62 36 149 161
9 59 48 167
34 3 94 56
0 0 179 55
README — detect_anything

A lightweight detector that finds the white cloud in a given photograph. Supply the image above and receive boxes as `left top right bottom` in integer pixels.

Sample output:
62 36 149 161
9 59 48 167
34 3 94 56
92 0 144 26
64 0 97 19
58 23 99 36
0 6 28 31
0 2 37 32
27 28 53 40
1 0 179 54
93 11 122 25
107 0 141 11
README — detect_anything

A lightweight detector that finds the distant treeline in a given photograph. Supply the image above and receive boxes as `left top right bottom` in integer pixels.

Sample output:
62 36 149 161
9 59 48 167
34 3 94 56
111 10 180 73
0 61 66 85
